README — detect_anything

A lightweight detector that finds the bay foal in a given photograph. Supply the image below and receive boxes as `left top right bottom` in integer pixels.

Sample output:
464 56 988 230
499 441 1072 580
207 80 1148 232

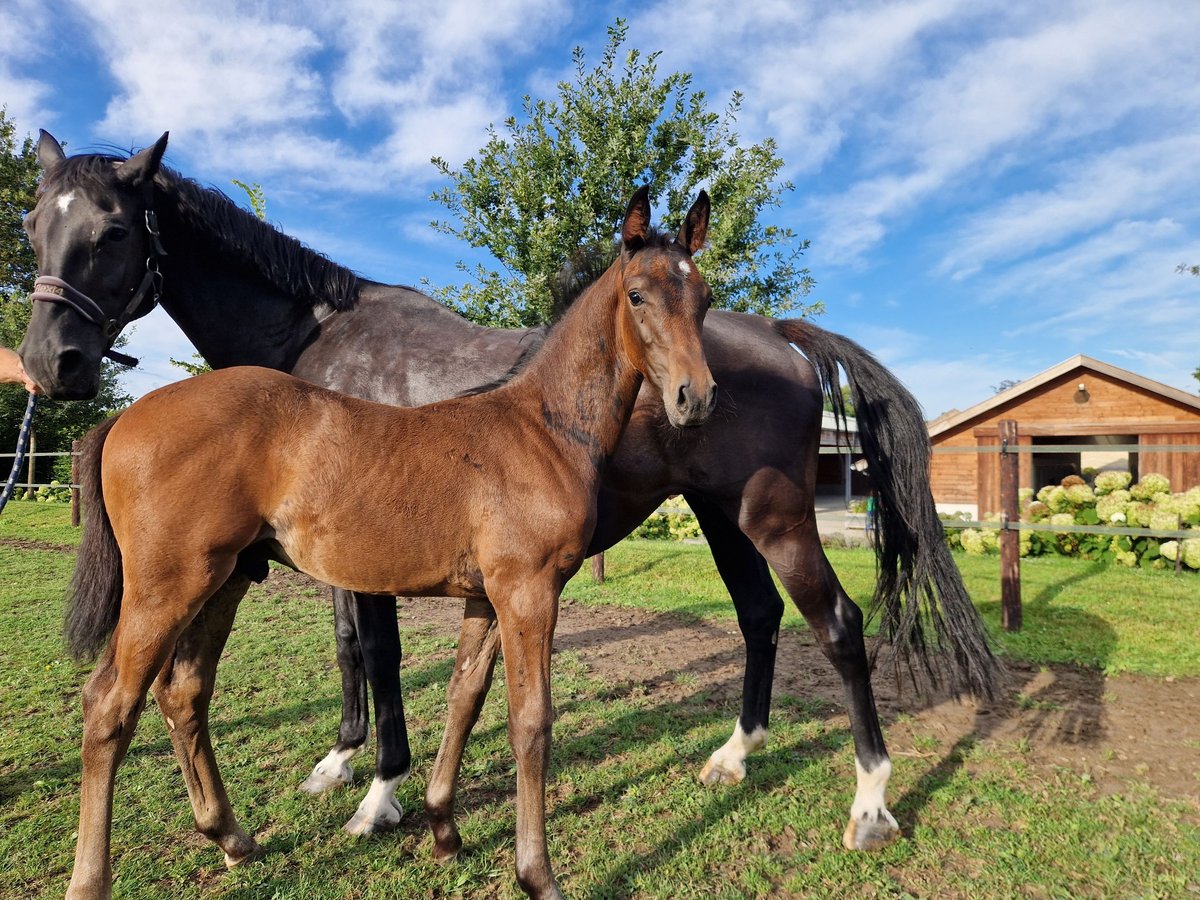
63 187 715 900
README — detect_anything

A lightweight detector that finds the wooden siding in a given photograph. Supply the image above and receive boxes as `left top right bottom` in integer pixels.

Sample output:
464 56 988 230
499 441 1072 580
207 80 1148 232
929 366 1200 511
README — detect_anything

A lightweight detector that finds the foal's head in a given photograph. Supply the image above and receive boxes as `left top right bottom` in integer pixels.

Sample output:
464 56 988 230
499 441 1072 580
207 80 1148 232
615 187 717 428
20 131 169 399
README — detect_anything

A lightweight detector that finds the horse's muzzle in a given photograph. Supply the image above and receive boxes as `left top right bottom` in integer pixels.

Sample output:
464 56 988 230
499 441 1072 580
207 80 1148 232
669 380 718 428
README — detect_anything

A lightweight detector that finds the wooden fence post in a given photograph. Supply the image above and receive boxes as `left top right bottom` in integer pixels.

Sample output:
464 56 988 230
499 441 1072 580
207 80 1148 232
590 552 605 584
71 440 81 527
999 419 1022 631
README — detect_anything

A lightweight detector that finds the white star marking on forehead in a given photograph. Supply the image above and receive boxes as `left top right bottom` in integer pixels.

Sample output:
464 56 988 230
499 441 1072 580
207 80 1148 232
678 259 692 275
57 191 76 214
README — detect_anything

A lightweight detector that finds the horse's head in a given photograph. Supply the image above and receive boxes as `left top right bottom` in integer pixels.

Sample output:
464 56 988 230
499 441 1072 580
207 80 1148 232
615 186 717 428
19 131 169 399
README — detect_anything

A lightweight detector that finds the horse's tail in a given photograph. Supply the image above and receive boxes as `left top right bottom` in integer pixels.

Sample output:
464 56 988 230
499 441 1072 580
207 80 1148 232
773 318 1004 701
65 414 124 661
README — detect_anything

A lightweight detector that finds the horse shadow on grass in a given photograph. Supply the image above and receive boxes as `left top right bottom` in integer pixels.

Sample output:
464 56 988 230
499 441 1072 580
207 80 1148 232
891 563 1117 831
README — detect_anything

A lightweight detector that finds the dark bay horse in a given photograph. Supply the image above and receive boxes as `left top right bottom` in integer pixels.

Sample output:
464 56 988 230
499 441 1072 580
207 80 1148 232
20 133 1001 854
63 186 716 900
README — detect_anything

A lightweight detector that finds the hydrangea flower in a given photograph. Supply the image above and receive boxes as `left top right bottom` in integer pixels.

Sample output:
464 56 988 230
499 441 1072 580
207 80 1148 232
1185 538 1200 570
1094 470 1133 495
960 529 987 555
1065 483 1095 505
1045 486 1072 513
1149 510 1183 533
1095 491 1130 524
1049 513 1075 527
1131 473 1171 500
1026 501 1050 521
1125 502 1153 527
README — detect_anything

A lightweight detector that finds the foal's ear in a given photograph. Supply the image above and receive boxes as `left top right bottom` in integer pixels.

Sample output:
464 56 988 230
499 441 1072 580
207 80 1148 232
621 185 652 250
37 130 66 171
118 132 170 186
679 190 710 255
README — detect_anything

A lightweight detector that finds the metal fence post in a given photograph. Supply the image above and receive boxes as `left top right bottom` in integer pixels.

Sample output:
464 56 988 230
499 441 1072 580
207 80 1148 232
71 441 81 527
999 419 1022 631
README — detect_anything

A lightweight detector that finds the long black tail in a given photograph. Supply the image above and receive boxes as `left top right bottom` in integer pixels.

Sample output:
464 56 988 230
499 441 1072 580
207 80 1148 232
65 414 124 661
775 319 1004 701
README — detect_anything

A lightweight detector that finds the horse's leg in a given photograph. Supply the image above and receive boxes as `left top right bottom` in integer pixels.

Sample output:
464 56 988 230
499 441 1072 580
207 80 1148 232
69 570 233 899
686 493 785 786
150 574 261 867
300 586 370 794
737 479 899 852
343 594 412 834
493 583 562 900
426 596 501 861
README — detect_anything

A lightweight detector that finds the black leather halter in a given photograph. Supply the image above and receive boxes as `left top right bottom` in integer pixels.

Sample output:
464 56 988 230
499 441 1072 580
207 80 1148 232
29 207 167 368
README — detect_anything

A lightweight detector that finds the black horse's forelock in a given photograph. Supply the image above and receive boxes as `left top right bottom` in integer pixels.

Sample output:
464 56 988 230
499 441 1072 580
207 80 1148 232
40 152 361 313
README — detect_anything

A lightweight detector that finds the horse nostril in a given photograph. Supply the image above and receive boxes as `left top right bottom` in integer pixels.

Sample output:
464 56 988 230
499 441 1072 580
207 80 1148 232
58 349 88 381
676 383 691 409
707 383 718 408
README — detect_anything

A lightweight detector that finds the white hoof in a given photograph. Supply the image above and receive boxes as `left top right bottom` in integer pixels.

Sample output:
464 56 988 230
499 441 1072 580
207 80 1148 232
342 776 406 835
699 723 766 786
299 748 357 795
698 756 746 786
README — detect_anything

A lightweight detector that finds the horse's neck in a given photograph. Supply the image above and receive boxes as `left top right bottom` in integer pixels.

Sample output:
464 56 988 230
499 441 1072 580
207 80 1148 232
154 197 329 372
507 270 641 477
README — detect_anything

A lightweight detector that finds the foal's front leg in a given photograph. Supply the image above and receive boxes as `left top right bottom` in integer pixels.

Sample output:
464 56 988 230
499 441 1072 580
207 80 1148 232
493 584 563 900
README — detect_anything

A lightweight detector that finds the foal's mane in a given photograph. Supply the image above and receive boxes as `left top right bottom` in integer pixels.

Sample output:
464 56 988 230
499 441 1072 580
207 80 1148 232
453 230 683 399
41 152 361 312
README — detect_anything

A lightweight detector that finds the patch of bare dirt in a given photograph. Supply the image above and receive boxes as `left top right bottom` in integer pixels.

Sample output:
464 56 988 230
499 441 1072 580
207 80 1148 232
385 591 1200 806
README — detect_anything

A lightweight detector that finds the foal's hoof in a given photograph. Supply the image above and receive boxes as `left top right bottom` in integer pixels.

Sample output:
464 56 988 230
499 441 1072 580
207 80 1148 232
299 761 354 795
223 840 265 869
343 797 403 835
842 813 900 852
431 830 464 863
698 757 745 786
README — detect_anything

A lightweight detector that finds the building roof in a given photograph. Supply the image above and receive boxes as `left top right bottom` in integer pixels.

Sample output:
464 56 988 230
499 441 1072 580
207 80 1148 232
927 354 1200 439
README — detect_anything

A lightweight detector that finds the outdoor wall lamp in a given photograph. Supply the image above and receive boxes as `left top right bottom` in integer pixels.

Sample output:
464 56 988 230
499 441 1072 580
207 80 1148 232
1074 382 1090 404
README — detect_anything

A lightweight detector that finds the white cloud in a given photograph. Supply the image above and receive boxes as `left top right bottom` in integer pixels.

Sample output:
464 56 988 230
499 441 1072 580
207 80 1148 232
0 0 55 132
801 0 1200 264
73 0 325 139
937 135 1200 279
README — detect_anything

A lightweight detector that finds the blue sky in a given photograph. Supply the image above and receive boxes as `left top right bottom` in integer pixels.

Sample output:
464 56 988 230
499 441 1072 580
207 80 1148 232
2 0 1198 418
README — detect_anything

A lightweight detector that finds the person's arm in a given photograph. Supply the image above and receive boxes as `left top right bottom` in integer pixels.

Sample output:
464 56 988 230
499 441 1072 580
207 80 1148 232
0 348 38 392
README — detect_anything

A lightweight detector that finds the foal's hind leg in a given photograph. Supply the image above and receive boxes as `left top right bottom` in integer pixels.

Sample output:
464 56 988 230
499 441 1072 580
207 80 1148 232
738 482 899 851
301 587 371 794
69 568 235 900
426 596 501 861
686 494 785 787
151 574 261 868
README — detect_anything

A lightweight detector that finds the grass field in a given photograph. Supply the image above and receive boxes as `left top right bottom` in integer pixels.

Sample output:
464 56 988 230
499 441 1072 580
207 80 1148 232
1 503 1197 898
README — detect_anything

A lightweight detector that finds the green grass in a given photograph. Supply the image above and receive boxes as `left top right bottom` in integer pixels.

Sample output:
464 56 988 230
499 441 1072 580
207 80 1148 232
1 503 1198 898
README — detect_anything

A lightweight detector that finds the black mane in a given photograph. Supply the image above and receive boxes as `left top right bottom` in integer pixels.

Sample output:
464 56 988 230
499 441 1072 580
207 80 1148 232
41 153 360 312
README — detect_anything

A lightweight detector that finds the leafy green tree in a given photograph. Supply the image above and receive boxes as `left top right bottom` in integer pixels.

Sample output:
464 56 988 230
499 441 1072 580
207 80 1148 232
0 109 131 485
429 20 819 328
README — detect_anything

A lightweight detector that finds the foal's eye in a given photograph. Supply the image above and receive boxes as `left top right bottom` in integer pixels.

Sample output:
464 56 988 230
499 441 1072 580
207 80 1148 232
100 225 129 245
628 290 644 307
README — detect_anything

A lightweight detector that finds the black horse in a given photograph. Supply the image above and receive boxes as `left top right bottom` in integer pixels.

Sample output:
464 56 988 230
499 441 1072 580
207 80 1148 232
20 131 999 854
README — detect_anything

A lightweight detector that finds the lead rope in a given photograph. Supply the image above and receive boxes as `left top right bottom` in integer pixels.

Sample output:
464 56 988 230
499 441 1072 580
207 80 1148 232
0 392 39 514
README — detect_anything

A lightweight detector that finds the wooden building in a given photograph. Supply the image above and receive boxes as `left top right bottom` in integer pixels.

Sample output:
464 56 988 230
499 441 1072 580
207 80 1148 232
928 355 1200 516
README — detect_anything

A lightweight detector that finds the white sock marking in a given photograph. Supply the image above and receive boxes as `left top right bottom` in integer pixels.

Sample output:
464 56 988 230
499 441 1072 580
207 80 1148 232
850 756 897 827
346 774 407 832
708 722 768 780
